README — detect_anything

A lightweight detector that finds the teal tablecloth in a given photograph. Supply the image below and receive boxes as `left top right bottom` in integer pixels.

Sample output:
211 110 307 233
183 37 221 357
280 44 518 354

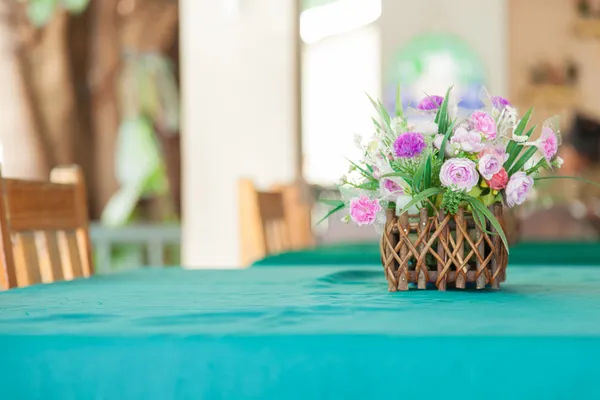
253 241 600 266
2 266 600 399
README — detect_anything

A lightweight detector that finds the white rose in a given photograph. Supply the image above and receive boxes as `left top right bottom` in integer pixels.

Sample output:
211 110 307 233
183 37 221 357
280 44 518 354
410 121 439 135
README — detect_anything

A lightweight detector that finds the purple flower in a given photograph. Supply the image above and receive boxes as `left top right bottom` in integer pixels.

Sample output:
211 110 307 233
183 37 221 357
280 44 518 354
506 172 534 207
477 153 504 180
491 96 511 109
417 95 443 111
440 158 480 192
538 127 559 161
384 178 403 193
470 111 497 140
450 127 485 153
349 195 382 226
393 132 426 158
380 177 406 200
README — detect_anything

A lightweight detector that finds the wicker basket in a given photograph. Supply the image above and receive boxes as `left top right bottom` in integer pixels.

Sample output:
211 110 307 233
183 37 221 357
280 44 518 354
380 203 508 291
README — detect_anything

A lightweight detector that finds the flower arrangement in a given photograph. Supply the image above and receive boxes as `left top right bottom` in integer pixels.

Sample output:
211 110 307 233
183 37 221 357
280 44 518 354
322 85 565 254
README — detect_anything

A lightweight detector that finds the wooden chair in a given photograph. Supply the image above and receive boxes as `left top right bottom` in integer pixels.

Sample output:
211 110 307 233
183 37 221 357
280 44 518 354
271 182 315 250
0 166 93 290
239 179 314 265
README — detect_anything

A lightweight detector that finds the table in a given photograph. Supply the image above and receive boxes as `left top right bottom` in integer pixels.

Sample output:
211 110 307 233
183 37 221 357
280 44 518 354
2 265 600 399
253 241 600 266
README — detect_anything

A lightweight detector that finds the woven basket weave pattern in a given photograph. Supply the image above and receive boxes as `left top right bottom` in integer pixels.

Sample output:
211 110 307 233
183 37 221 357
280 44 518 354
380 203 508 291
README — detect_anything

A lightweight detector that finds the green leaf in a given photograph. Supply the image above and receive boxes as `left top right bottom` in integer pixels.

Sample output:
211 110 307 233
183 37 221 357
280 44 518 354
412 151 430 192
346 158 375 181
371 117 383 132
366 93 391 133
424 154 432 189
319 199 345 207
470 205 485 232
505 125 536 170
380 172 413 186
435 86 453 129
378 99 391 127
398 188 443 215
468 198 510 253
438 120 456 161
395 83 403 117
62 0 90 13
534 175 600 188
508 146 538 176
27 0 58 27
436 87 454 160
345 181 379 191
315 203 346 226
505 108 534 166
514 107 534 136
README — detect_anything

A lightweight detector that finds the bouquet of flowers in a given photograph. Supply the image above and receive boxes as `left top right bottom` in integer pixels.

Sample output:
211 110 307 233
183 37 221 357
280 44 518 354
322 85 564 253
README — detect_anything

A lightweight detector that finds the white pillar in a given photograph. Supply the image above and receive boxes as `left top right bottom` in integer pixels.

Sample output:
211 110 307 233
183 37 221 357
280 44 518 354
181 0 299 268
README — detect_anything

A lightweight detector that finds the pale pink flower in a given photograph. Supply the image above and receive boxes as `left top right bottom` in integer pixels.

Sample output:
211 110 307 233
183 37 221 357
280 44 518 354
478 145 509 163
379 177 408 201
433 134 455 157
488 168 508 190
506 172 534 207
349 195 382 226
470 111 497 140
440 158 480 192
478 153 504 180
450 127 485 153
539 127 559 161
384 179 402 193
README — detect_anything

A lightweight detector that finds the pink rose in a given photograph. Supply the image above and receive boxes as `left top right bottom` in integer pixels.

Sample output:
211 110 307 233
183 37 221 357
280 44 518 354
478 145 509 162
478 153 504 180
440 158 480 192
450 127 485 153
505 172 534 207
487 168 508 190
470 111 497 140
539 127 558 161
349 195 382 226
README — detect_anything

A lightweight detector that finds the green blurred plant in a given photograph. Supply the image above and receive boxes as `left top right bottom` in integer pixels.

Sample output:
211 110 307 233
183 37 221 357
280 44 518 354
20 0 90 27
101 52 180 226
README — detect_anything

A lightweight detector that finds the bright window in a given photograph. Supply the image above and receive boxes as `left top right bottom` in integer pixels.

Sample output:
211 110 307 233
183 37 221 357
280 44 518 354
301 0 382 185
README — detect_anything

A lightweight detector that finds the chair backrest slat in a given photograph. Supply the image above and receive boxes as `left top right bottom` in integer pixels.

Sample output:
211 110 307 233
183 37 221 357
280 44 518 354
0 166 93 290
13 232 42 286
35 231 64 282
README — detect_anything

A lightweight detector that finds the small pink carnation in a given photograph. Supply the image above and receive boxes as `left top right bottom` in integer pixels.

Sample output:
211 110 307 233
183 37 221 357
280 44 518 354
487 168 508 190
470 111 497 140
539 127 559 161
349 195 382 226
